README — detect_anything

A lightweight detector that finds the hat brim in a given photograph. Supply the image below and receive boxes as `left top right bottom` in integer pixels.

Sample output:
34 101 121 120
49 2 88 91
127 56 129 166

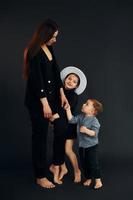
60 66 87 95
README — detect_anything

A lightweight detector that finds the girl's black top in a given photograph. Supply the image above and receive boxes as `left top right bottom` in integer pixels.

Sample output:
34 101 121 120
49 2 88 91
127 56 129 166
55 87 78 139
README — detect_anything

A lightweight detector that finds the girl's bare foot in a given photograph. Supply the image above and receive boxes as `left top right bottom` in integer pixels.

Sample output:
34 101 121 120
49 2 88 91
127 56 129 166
74 170 81 183
36 178 55 189
59 168 68 180
94 179 103 189
83 179 92 186
49 165 62 184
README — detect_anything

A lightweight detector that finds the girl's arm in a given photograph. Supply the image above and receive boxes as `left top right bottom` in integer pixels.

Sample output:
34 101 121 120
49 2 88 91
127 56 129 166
49 47 69 109
60 88 69 108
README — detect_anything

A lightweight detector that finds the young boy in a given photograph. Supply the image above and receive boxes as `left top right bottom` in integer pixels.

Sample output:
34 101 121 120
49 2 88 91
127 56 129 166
65 99 103 189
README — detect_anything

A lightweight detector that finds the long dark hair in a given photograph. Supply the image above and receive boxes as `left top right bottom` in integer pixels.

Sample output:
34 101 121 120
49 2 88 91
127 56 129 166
23 19 58 79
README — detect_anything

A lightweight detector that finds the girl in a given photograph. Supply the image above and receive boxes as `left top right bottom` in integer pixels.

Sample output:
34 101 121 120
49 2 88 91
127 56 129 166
50 66 87 183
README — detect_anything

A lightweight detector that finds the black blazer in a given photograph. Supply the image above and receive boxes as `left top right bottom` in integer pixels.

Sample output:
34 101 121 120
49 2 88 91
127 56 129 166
24 46 63 109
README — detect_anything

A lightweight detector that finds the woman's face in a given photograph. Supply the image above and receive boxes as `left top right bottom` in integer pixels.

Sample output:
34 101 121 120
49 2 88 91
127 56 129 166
64 74 79 90
46 30 58 46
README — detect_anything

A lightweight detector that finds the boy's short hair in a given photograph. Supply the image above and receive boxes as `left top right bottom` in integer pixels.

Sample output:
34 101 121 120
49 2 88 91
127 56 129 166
90 99 103 115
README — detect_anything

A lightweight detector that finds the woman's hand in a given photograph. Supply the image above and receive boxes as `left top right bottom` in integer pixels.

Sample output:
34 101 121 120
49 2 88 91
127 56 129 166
43 103 52 118
40 97 52 118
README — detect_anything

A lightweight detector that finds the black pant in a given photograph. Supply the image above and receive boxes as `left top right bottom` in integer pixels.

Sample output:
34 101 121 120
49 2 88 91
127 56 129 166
28 99 68 178
52 111 68 165
79 145 101 179
29 109 49 178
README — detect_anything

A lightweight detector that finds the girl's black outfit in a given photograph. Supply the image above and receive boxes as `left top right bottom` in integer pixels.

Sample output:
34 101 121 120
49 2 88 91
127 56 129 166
25 47 67 178
63 87 78 139
51 87 78 168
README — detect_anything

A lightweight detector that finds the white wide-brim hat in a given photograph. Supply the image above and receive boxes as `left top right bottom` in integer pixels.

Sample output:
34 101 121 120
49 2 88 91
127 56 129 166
60 66 87 95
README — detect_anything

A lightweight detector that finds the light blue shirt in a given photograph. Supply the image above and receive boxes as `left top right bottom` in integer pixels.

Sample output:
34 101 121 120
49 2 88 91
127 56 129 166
69 113 100 148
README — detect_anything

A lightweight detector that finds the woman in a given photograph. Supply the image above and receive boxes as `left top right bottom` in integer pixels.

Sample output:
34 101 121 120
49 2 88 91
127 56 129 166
23 19 68 189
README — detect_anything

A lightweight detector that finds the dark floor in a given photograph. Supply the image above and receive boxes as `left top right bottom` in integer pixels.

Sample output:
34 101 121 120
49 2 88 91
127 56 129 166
1 161 133 200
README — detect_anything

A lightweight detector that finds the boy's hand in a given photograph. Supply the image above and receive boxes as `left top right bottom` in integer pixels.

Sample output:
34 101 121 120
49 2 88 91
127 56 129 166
80 126 88 133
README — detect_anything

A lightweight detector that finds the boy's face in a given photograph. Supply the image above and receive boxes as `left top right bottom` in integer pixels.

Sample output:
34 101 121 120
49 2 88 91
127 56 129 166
81 100 95 115
64 74 79 90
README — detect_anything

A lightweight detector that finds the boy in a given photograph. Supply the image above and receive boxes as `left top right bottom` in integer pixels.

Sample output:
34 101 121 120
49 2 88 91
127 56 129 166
65 99 103 189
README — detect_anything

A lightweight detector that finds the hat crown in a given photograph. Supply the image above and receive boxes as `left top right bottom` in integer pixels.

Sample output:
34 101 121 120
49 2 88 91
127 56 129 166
60 66 87 95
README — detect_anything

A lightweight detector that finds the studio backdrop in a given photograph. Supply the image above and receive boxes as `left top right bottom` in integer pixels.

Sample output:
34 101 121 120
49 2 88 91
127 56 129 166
0 0 133 170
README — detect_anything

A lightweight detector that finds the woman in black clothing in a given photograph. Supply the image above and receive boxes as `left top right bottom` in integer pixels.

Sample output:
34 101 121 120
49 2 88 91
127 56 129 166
23 19 69 189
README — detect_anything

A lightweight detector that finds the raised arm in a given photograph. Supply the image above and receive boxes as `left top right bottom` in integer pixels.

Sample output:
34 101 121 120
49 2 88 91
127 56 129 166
65 106 73 121
65 105 79 124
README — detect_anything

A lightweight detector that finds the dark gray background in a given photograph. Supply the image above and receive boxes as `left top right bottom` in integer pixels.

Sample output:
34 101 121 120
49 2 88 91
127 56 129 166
0 0 133 199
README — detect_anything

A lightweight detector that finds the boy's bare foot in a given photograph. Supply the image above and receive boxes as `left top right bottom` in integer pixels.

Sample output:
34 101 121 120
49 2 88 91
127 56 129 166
59 167 68 180
49 165 62 184
74 170 81 183
94 179 103 189
83 179 92 186
36 178 55 189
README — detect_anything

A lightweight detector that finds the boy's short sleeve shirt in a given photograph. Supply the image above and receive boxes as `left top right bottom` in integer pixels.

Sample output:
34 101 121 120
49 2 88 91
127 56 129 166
69 114 101 148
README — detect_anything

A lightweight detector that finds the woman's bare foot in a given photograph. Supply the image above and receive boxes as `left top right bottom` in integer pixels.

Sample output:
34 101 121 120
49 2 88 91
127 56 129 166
83 179 92 186
36 177 55 189
59 165 68 180
74 170 81 183
49 165 62 184
94 179 103 189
